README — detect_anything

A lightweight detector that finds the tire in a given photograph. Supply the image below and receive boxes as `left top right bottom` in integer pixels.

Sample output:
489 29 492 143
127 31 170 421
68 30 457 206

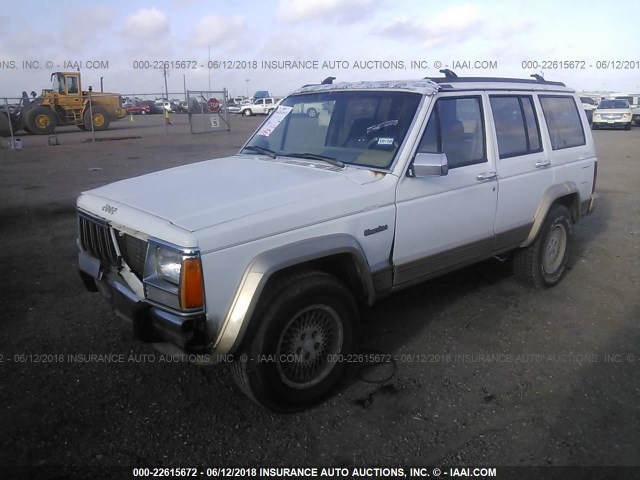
26 107 56 135
83 106 110 131
513 204 573 289
243 109 252 117
140 109 147 115
231 270 358 411
624 123 631 131
307 108 318 118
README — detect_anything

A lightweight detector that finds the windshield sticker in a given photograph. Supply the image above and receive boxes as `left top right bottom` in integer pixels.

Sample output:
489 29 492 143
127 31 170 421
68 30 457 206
377 137 394 145
257 105 293 137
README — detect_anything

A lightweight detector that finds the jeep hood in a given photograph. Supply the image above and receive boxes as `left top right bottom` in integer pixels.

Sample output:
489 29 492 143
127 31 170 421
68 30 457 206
82 155 389 233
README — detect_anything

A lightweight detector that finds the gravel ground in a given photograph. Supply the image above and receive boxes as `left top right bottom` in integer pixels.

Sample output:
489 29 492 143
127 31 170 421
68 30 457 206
0 116 639 475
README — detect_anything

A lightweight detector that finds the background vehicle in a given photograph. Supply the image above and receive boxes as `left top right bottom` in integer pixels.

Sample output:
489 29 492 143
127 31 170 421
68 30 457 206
592 99 633 130
241 97 278 116
580 96 598 124
125 101 151 115
614 95 640 126
15 72 126 134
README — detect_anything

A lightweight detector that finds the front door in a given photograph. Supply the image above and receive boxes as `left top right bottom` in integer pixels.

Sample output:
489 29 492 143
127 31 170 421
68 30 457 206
393 94 498 286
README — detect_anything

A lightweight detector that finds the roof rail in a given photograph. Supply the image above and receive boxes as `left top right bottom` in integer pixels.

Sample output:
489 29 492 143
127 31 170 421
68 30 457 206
424 70 566 87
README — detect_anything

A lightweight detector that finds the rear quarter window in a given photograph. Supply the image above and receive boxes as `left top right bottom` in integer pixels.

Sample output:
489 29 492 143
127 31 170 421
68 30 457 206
539 96 585 150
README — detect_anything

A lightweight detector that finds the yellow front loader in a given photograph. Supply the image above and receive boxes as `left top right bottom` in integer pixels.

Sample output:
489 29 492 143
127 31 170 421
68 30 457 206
17 72 126 135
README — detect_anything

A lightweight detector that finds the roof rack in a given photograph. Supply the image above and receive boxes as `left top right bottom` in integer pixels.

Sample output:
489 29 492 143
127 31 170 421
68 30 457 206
424 70 566 87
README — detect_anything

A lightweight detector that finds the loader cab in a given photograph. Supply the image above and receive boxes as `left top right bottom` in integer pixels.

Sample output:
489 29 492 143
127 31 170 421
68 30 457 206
51 72 81 96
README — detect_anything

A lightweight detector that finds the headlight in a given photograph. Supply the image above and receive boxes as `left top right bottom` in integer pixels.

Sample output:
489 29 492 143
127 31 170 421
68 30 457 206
144 242 204 312
156 247 182 285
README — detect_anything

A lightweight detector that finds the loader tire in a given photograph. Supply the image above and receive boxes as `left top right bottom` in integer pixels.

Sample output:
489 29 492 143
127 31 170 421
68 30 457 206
83 107 110 131
26 107 57 135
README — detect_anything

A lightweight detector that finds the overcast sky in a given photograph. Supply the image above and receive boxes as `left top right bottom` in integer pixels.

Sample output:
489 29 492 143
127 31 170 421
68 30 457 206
1 0 639 99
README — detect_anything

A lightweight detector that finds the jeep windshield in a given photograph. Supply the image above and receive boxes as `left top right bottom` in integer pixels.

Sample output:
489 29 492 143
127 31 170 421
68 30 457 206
241 90 422 169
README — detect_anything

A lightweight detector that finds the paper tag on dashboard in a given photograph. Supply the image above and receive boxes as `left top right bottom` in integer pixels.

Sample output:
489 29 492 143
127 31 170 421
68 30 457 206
257 106 293 137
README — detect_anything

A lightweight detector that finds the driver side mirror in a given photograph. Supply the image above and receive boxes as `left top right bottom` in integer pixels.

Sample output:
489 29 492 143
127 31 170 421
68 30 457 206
410 152 449 177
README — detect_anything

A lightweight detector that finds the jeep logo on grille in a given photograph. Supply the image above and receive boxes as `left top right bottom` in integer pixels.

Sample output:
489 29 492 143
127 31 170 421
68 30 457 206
101 204 118 215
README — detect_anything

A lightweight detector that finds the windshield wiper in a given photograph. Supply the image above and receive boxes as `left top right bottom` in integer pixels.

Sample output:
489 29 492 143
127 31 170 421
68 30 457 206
283 152 345 168
366 119 398 134
242 145 277 159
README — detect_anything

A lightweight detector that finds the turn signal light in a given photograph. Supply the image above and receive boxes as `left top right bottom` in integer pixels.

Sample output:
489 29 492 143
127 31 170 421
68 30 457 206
180 257 204 310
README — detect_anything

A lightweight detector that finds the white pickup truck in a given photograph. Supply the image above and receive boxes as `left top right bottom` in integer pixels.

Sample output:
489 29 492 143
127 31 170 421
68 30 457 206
77 74 597 411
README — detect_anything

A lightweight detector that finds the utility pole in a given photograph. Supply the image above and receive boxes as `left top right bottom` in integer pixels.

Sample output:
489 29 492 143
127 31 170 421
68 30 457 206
163 65 169 136
183 74 187 101
208 45 211 92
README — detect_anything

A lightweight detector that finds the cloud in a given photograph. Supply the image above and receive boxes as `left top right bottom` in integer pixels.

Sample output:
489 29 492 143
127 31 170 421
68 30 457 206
61 7 116 53
376 4 484 48
190 15 250 52
123 8 170 40
276 0 377 24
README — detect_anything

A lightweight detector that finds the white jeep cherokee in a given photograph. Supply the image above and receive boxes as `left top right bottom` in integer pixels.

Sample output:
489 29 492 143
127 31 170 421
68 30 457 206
77 72 597 411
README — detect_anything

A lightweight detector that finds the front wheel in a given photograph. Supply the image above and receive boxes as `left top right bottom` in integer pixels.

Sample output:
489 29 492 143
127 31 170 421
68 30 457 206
26 107 57 135
232 271 358 411
243 109 252 117
513 204 573 288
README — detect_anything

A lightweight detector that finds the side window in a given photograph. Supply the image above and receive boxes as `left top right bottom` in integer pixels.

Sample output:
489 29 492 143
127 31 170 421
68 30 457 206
66 75 79 94
539 96 585 150
490 95 542 158
417 96 486 169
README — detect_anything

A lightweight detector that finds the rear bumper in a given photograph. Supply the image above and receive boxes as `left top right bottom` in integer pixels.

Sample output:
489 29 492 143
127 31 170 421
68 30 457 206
79 261 207 352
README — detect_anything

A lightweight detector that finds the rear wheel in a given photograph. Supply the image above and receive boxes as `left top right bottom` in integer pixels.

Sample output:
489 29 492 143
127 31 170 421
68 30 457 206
232 270 358 411
513 204 573 288
26 107 57 135
83 107 110 131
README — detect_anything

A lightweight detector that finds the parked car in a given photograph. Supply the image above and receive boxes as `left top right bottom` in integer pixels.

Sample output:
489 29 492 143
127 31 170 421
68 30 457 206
614 95 640 126
154 99 176 113
76 73 597 411
580 96 598 124
125 101 152 115
592 99 633 130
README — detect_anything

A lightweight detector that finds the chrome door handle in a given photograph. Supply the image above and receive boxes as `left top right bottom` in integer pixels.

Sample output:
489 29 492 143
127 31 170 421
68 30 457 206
535 160 551 168
477 171 497 181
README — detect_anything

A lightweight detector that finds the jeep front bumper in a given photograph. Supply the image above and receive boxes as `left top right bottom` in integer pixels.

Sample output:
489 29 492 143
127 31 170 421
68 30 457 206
79 251 207 352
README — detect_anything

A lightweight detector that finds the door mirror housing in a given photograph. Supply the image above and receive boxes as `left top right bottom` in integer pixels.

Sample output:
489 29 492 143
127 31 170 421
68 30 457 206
411 152 449 177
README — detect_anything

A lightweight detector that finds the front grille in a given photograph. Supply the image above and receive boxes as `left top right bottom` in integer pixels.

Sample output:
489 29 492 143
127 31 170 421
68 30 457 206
115 231 148 279
78 214 118 266
78 212 149 279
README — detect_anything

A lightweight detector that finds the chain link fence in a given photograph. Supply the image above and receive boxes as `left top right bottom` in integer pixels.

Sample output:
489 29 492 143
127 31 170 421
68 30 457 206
187 90 230 134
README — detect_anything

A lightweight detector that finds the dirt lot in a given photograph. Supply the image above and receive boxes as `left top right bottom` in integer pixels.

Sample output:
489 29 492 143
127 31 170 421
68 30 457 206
0 115 639 474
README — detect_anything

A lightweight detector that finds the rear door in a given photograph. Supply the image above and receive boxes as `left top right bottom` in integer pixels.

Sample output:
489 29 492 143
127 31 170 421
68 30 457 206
487 93 553 251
